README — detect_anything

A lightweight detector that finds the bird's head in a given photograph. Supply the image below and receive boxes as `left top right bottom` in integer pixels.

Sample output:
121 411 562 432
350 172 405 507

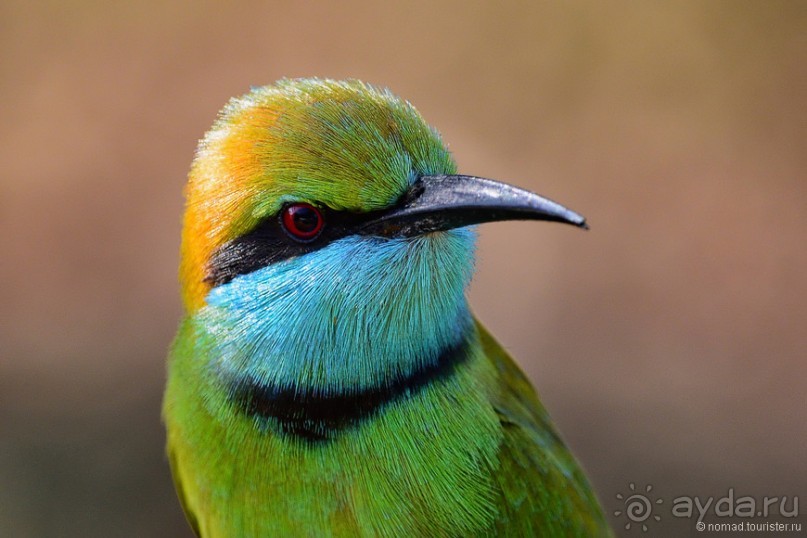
181 78 585 311
179 79 585 391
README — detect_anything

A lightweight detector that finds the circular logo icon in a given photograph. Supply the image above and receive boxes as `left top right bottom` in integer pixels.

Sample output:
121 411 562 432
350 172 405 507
614 483 663 532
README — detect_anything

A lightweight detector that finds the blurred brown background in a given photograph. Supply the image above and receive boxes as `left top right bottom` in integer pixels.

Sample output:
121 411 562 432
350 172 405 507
1 1 805 536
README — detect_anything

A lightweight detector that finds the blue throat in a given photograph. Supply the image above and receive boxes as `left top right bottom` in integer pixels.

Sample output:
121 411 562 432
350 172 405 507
196 229 477 435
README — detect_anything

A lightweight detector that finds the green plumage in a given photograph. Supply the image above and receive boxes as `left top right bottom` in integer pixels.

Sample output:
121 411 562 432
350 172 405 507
164 78 611 537
166 320 609 536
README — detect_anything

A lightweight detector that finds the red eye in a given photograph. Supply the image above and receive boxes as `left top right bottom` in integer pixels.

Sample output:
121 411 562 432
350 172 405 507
281 203 324 241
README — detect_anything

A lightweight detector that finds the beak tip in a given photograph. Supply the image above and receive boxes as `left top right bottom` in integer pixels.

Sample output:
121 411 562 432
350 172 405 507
563 210 588 230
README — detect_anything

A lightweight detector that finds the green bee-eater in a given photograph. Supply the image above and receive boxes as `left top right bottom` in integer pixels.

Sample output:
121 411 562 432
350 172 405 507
163 78 611 537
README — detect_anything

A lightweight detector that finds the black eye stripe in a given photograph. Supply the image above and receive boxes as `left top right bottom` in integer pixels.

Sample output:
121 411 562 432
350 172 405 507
205 205 385 287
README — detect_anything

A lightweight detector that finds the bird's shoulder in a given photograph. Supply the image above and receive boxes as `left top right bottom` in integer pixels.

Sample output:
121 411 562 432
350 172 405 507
475 319 612 537
167 441 202 537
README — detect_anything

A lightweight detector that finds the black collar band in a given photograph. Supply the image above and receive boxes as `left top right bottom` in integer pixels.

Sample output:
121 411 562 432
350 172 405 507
228 331 474 443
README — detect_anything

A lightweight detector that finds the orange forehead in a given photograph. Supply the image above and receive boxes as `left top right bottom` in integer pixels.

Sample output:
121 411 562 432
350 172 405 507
180 103 280 310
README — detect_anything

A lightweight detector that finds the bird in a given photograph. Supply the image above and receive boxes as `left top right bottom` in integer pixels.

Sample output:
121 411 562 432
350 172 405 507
163 78 611 537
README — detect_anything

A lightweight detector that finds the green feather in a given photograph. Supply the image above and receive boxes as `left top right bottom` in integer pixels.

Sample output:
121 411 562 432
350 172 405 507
165 319 610 536
164 78 612 537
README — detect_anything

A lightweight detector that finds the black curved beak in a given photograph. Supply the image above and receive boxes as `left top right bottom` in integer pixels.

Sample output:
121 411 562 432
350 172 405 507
359 174 588 238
